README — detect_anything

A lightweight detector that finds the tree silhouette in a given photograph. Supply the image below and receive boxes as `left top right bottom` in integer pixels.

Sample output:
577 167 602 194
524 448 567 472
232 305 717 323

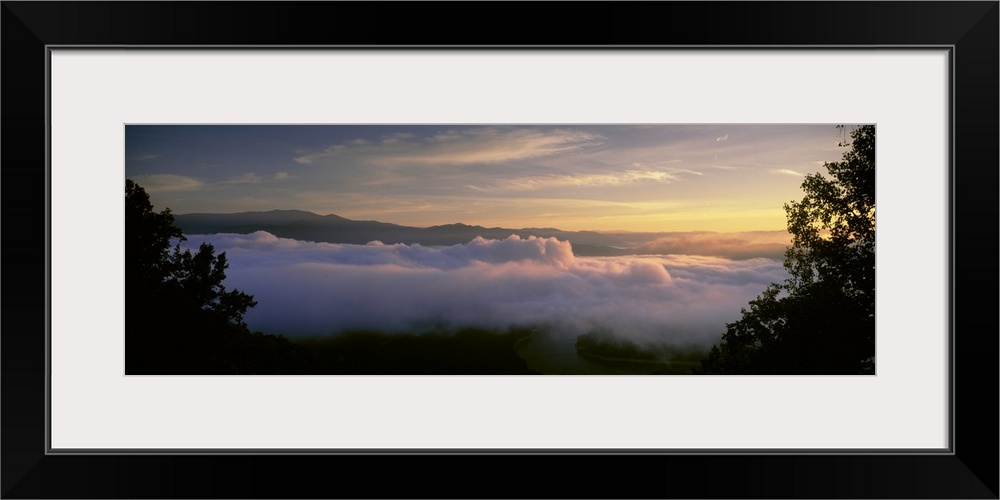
164 242 257 327
125 179 256 325
125 179 183 298
126 179 270 374
699 125 876 374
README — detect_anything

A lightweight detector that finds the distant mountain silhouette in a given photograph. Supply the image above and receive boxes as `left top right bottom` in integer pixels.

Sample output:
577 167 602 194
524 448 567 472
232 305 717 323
173 210 790 259
173 210 633 256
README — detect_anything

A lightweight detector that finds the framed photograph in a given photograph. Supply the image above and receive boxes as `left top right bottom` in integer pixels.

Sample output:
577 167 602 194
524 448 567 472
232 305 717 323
4 2 996 498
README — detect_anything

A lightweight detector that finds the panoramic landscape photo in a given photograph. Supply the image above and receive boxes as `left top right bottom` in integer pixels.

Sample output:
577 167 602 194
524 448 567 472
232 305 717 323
125 124 875 375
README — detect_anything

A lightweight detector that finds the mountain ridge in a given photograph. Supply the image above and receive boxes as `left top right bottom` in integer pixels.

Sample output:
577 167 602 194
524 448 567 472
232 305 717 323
173 210 790 259
174 210 632 256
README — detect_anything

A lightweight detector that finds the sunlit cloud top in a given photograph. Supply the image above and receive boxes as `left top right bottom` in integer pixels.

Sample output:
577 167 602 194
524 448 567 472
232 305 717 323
125 124 857 232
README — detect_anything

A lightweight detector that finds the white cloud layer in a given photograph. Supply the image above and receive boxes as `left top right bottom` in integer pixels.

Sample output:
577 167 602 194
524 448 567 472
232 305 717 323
180 232 789 347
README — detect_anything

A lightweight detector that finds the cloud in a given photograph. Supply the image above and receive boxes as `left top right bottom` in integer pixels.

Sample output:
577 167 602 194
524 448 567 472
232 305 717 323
225 173 264 184
469 162 707 192
770 168 803 177
129 154 158 161
476 169 679 191
292 127 603 167
130 174 202 192
637 231 791 260
662 168 703 177
716 134 729 142
380 132 414 144
179 232 789 348
223 172 290 184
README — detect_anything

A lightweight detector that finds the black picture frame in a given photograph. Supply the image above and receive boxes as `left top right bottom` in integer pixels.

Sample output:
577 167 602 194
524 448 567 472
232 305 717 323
3 2 996 498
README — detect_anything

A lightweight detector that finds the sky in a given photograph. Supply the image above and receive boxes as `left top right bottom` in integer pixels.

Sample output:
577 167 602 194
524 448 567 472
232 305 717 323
125 124 853 233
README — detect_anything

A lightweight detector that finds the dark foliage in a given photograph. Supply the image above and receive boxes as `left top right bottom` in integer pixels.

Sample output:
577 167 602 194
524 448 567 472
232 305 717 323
125 179 319 374
699 125 876 374
575 330 658 361
295 327 539 375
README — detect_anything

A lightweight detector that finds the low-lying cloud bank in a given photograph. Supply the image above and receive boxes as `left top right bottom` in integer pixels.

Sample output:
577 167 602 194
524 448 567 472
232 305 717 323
635 231 792 261
179 232 789 347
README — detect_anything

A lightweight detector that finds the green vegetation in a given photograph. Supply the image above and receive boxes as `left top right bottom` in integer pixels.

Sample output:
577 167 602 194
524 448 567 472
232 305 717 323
699 125 876 374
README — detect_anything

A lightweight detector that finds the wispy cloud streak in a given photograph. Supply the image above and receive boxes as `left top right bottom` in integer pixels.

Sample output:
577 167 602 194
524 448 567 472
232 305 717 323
770 168 803 177
130 174 202 192
293 127 603 166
